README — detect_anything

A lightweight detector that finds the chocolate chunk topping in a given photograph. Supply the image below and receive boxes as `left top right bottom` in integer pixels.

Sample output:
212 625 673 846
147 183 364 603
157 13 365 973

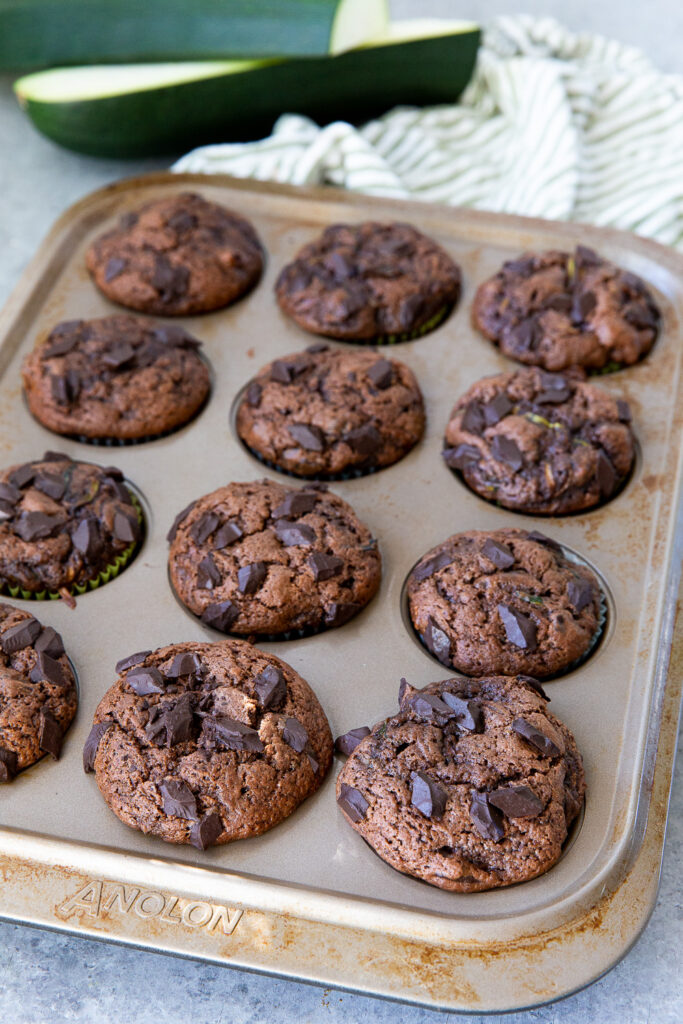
461 401 485 435
0 482 21 505
203 716 264 753
271 492 317 519
517 674 550 702
504 256 536 277
166 651 203 679
409 692 456 722
307 552 343 581
238 561 267 594
190 512 220 545
167 210 198 234
572 290 597 324
14 512 63 542
343 424 382 458
511 317 541 351
482 394 513 426
254 665 286 709
38 708 62 759
412 551 453 582
9 464 36 489
512 717 561 757
0 746 19 782
34 626 65 660
481 538 515 570
113 511 137 544
410 771 448 819
270 359 306 384
441 692 484 732
470 791 505 841
324 602 358 628
246 381 262 407
213 520 243 548
490 434 524 471
126 666 165 696
83 720 113 772
497 604 538 650
104 257 127 282
282 717 308 753
575 245 602 268
543 292 573 313
190 811 223 850
43 451 71 463
29 652 68 689
34 473 66 501
488 785 544 818
616 399 632 423
197 553 222 590
166 502 195 543
1 616 41 653
337 782 369 823
275 520 316 546
288 423 326 451
71 518 102 561
152 255 189 301
148 694 193 747
201 601 239 633
306 342 330 353
334 727 371 755
567 578 595 612
366 359 394 389
596 449 618 497
423 617 452 665
115 650 151 674
526 530 563 552
443 443 481 471
42 331 80 359
160 778 199 820
536 386 570 404
102 341 135 369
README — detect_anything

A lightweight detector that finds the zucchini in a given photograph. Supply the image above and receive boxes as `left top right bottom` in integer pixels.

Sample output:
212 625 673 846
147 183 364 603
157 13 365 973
14 20 480 158
0 0 388 69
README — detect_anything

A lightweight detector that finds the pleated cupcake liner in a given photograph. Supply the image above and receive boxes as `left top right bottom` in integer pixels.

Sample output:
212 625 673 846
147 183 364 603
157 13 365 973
335 302 454 347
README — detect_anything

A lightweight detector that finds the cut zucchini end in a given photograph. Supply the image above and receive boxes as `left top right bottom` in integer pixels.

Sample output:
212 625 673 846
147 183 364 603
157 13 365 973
330 0 389 54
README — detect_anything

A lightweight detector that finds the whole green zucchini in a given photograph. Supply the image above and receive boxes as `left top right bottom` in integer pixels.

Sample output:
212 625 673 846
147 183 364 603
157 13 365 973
14 21 481 158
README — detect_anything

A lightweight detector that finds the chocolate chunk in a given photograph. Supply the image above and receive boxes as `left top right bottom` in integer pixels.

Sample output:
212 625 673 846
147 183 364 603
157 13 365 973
29 652 68 688
34 473 66 501
470 791 505 841
0 482 21 505
126 666 165 696
190 811 223 850
238 561 267 594
288 423 326 451
526 530 563 553
398 676 413 707
481 538 515 570
204 716 263 753
596 449 618 497
166 651 203 679
270 358 306 384
43 451 71 463
14 512 63 542
167 210 198 233
575 245 602 268
616 399 632 423
366 359 394 389
307 552 343 581
152 255 189 300
42 331 80 359
115 650 151 674
307 753 319 774
8 464 36 489
543 292 573 313
482 394 513 426
412 551 452 582
517 674 550 702
201 601 239 632
275 520 316 546
113 512 137 545
166 502 195 543
213 520 243 548
337 782 369 823
334 727 371 755
572 289 597 324
510 317 541 352
398 293 424 328
50 374 69 406
423 617 451 665
34 626 65 660
536 387 570 404
190 512 219 545
324 602 358 628
410 771 448 819
497 604 537 650
246 382 262 407
503 256 536 277
306 342 329 354
71 518 102 561
512 718 561 757
567 578 595 612
442 444 481 471
271 492 317 519
343 424 382 458
38 708 62 759
102 341 135 369
461 401 485 435
409 692 456 722
83 720 113 772
153 324 199 349
197 553 222 590
282 717 308 753
155 695 194 747
1 616 41 653
159 778 198 820
490 435 523 471
254 665 286 709
104 257 127 281
488 785 544 818
0 746 19 782
441 692 483 732
0 499 14 522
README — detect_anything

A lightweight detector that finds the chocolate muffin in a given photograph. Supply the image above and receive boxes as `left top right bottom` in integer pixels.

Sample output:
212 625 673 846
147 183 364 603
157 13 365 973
406 528 602 679
168 479 381 637
0 453 142 597
84 640 333 848
0 603 77 780
472 246 660 371
22 315 210 442
86 192 263 316
336 675 585 892
275 222 461 342
443 366 635 514
236 343 425 477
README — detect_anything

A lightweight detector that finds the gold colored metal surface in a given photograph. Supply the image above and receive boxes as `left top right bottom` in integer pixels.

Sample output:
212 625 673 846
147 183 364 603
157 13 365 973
0 174 681 1011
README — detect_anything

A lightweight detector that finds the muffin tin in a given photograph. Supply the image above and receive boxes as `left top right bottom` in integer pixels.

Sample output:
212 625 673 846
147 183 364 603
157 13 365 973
0 173 681 1013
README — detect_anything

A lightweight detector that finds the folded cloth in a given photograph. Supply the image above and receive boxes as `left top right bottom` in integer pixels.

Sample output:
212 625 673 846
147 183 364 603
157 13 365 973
173 15 683 251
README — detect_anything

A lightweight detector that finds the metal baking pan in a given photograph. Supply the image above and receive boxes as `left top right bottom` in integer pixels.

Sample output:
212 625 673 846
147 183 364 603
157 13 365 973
0 173 681 1013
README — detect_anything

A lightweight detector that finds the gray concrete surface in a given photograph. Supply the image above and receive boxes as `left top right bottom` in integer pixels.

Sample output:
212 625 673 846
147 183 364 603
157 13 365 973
0 3 681 1021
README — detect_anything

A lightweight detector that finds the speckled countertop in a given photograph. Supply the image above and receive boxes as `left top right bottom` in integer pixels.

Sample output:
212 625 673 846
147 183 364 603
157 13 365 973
0 2 681 1020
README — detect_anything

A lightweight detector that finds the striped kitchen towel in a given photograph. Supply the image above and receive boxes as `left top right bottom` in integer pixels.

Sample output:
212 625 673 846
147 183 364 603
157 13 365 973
172 15 683 251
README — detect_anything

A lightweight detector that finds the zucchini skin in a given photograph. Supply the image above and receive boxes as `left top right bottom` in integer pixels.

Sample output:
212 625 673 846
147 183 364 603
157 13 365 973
16 31 481 158
0 0 347 69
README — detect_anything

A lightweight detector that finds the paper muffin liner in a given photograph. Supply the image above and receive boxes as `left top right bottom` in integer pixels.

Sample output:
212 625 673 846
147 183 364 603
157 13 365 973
1 493 144 602
340 302 453 347
239 440 383 484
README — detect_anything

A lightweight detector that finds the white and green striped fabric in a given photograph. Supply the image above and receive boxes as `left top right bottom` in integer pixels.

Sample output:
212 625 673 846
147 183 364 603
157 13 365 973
172 15 683 251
